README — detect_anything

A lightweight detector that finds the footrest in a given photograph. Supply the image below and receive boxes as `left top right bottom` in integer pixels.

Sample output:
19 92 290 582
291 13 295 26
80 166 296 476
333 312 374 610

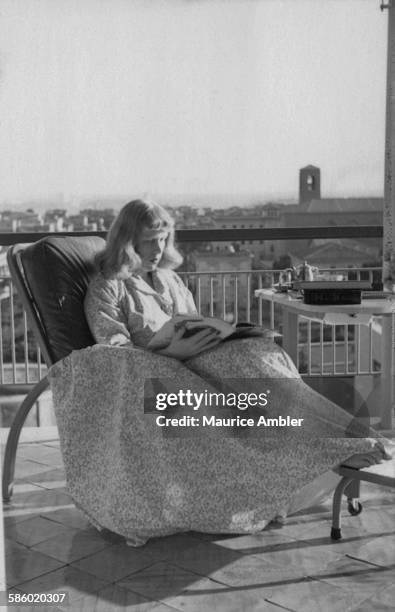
338 458 395 488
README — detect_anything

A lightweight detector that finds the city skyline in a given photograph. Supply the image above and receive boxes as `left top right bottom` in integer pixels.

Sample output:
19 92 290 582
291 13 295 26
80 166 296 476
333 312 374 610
0 191 305 213
0 167 386 213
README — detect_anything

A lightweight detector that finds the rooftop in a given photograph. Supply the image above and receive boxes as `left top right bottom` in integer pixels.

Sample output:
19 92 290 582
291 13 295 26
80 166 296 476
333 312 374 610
306 198 383 214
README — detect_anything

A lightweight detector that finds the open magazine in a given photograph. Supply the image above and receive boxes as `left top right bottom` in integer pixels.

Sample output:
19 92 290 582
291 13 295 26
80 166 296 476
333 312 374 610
147 315 266 351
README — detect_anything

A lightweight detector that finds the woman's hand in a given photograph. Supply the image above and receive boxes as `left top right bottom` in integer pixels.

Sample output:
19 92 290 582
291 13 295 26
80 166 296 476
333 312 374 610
157 326 222 361
109 333 133 347
173 314 204 323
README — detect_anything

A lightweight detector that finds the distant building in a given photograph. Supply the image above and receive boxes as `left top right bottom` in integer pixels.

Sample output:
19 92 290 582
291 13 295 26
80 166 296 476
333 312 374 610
207 165 383 270
64 214 98 232
17 223 53 233
0 218 18 232
301 241 379 269
0 209 45 232
299 165 321 205
80 208 115 230
276 167 383 268
44 208 68 219
282 193 383 264
44 209 68 231
211 205 284 263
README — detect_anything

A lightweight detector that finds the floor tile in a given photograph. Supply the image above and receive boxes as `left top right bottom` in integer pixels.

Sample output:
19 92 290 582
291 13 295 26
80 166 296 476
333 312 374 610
142 533 202 562
3 514 40 529
289 529 383 561
179 576 231 593
314 557 395 602
4 538 29 557
18 443 63 466
266 577 369 612
59 583 174 612
71 543 156 582
6 515 78 547
5 483 71 506
279 503 331 523
4 432 395 612
276 517 336 541
339 506 395 537
352 582 395 611
208 530 297 554
3 487 73 521
151 542 243 579
7 482 45 495
39 507 93 531
117 561 210 601
200 553 304 589
6 546 65 587
41 440 61 448
14 459 50 479
31 528 113 563
347 534 395 566
25 468 66 490
250 536 343 574
17 565 109 606
164 583 289 612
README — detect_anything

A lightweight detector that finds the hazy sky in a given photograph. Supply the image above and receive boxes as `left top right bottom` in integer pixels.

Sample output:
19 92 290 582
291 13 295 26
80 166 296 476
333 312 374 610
0 0 388 206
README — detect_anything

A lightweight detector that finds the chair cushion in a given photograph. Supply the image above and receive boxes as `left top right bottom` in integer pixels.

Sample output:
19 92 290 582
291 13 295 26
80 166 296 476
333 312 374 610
21 235 106 363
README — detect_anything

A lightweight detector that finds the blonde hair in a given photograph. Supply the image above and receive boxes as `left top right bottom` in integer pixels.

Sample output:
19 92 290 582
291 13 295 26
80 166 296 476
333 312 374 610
96 199 183 278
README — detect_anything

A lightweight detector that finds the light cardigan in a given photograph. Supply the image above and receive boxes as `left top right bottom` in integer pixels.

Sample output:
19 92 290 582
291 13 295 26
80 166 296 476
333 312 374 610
84 268 197 348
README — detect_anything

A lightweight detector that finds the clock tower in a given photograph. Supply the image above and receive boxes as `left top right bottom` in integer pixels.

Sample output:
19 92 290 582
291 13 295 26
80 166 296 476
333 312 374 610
299 165 321 205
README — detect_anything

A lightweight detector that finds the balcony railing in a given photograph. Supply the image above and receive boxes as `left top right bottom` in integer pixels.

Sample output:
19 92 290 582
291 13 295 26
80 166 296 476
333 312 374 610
0 224 382 246
0 266 383 384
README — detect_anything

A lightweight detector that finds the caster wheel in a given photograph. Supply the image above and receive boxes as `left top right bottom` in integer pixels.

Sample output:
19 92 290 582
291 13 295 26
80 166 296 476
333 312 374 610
347 501 362 516
331 527 342 540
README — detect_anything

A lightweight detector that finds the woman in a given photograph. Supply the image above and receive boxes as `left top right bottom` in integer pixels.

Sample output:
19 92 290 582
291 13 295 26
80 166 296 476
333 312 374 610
50 199 391 545
84 198 224 359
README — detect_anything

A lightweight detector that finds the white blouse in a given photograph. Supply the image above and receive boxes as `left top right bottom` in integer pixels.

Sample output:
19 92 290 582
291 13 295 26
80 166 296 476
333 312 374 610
84 268 197 348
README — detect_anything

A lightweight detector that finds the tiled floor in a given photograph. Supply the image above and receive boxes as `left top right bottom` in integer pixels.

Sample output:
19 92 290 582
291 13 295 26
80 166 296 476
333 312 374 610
2 435 395 612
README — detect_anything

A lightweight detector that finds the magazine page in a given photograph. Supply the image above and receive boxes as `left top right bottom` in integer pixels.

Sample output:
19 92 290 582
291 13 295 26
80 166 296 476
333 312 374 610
147 316 235 350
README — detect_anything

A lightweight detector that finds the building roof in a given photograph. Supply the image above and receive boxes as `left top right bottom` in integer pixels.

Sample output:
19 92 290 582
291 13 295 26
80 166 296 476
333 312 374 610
282 210 382 227
306 198 383 214
300 164 320 171
283 203 302 214
303 241 378 264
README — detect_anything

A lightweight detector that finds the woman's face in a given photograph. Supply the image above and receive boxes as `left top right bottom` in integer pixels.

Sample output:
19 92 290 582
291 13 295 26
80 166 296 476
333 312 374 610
135 228 168 271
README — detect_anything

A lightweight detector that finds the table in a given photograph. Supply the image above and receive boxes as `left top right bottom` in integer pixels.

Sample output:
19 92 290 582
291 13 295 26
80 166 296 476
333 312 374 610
255 289 395 428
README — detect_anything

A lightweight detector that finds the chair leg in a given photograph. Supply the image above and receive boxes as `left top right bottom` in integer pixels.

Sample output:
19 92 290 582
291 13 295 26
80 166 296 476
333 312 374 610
344 478 360 500
2 377 49 502
344 478 363 516
331 476 354 540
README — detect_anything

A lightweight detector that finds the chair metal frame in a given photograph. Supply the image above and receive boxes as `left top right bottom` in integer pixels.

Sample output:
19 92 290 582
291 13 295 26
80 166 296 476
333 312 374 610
332 461 395 539
2 244 56 501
